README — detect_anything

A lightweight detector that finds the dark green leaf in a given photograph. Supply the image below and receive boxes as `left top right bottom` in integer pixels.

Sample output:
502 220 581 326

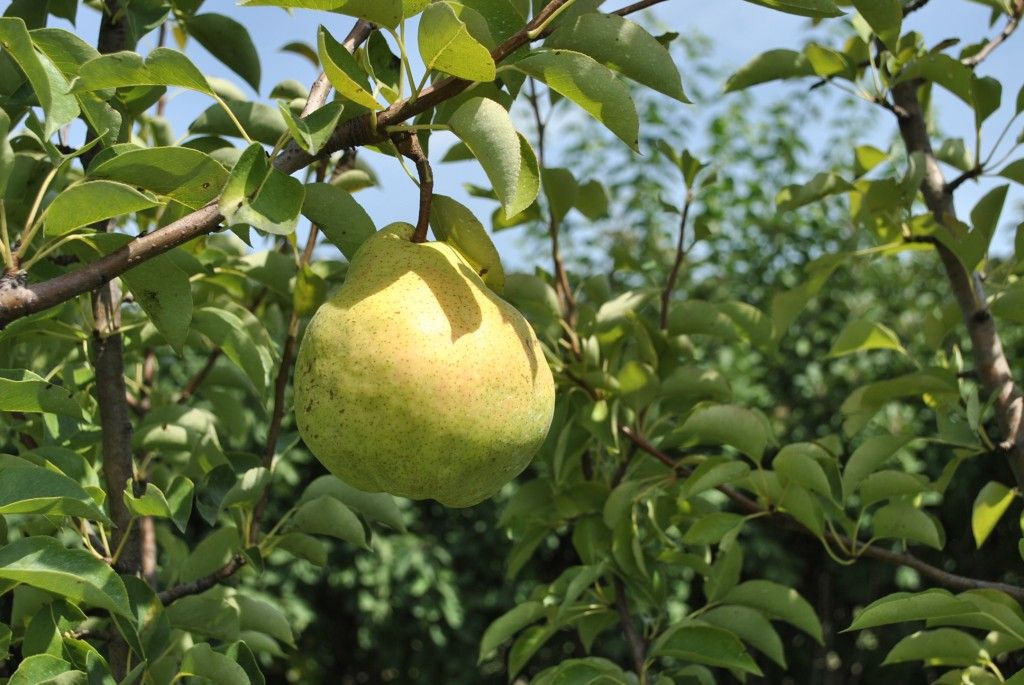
184 13 261 91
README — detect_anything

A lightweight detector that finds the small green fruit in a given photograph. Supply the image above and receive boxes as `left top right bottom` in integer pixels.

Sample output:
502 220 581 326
294 222 555 507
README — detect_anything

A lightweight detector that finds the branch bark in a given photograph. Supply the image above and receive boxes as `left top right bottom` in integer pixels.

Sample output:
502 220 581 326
619 426 1024 602
961 0 1024 68
659 190 692 330
393 133 433 243
614 578 648 682
890 80 1024 487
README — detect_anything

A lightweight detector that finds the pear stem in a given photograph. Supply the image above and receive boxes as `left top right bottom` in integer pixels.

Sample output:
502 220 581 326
394 132 433 243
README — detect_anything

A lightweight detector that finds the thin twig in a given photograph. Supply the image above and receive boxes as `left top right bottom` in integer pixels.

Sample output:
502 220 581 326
962 0 1024 68
619 426 1024 602
659 190 692 330
614 578 648 682
612 0 668 16
157 555 246 604
944 165 983 193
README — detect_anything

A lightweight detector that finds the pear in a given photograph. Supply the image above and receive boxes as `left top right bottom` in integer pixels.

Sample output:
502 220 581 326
294 222 556 507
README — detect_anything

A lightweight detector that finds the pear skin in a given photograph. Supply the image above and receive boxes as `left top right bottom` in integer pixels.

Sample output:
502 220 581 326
294 223 555 507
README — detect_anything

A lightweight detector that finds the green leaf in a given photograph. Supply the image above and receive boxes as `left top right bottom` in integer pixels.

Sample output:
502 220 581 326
237 594 295 647
508 624 557 679
682 512 746 545
896 54 974 108
318 25 380 110
702 606 787 668
882 628 982 666
972 481 1015 548
513 49 639 150
273 532 327 566
220 143 305 235
8 654 86 685
828 319 905 357
478 600 545 662
675 404 770 461
999 158 1024 185
723 580 824 643
0 18 79 138
545 13 689 102
291 495 368 548
446 97 540 218
178 643 249 685
740 0 842 16
279 101 345 155
776 171 852 211
0 537 132 617
184 13 261 91
858 470 927 507
0 463 110 523
74 47 212 95
846 589 974 631
679 458 750 499
851 0 901 48
724 49 815 92
993 284 1024 324
121 254 193 353
89 147 228 210
189 100 287 146
872 501 943 549
0 369 84 418
542 167 578 223
301 182 376 260
239 0 403 27
418 2 496 82
804 43 853 78
649 623 762 675
773 444 834 500
429 194 505 292
43 181 160 236
842 433 914 496
191 307 271 394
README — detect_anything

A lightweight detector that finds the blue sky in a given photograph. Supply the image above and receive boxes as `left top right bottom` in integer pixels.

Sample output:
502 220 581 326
55 0 1024 266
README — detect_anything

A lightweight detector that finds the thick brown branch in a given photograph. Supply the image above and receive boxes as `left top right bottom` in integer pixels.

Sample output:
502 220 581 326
659 191 692 330
619 426 1024 602
962 0 1024 68
891 81 1024 486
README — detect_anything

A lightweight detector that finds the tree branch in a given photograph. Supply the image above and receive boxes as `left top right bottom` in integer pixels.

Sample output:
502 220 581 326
659 190 692 330
393 133 433 243
157 555 246 604
619 426 1024 602
961 0 1024 68
612 0 669 16
890 80 1024 487
614 578 648 682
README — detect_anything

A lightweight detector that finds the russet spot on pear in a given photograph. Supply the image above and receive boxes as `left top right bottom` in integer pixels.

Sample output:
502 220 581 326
294 222 556 507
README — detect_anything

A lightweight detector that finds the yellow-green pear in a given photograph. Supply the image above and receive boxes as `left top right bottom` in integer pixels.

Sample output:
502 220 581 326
294 222 555 507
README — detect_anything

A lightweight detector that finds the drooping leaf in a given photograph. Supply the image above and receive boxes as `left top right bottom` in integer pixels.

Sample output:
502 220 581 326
0 18 79 137
0 464 110 523
846 589 974 631
74 47 212 95
301 182 376 260
447 97 540 218
971 481 1015 548
43 181 160 236
545 13 689 102
649 623 762 675
723 580 824 643
851 0 901 48
513 49 639 150
0 370 84 418
183 13 261 91
725 49 815 92
89 147 228 210
828 319 905 357
279 101 345 155
238 0 403 27
478 601 545 662
739 0 843 17
429 194 505 292
0 537 132 617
